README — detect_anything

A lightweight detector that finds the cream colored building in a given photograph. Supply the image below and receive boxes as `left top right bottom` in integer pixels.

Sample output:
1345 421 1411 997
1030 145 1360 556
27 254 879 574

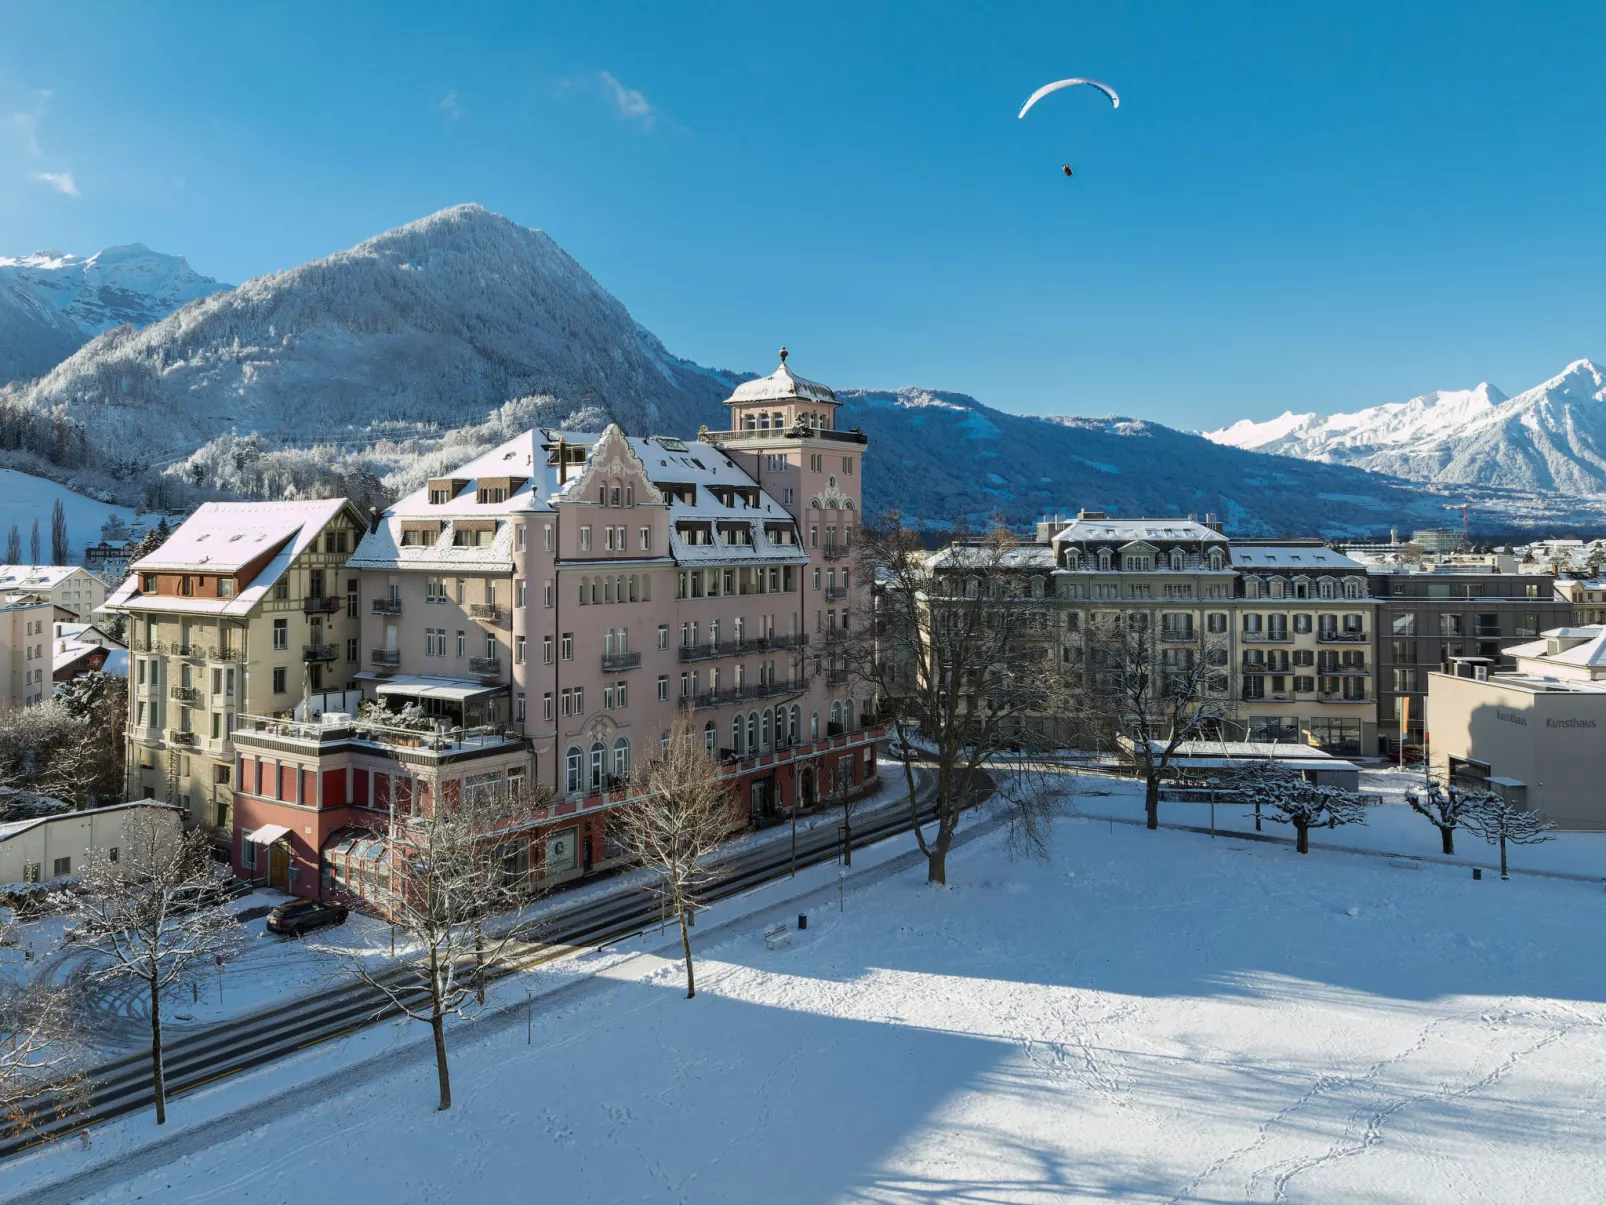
1 593 55 712
104 499 367 829
1555 578 1606 627
1427 626 1606 830
0 565 109 622
0 801 182 884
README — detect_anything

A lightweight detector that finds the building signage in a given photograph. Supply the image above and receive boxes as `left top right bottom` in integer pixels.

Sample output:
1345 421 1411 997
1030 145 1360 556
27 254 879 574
1546 717 1598 729
1495 710 1528 726
546 827 578 873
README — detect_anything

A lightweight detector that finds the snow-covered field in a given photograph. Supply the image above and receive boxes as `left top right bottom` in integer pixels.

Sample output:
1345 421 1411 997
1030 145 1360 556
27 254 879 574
9 792 1606 1205
0 469 137 559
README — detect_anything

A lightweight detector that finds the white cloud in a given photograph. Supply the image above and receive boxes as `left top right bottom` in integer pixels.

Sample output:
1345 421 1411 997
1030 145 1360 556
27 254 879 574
32 171 79 197
599 71 656 129
439 90 462 122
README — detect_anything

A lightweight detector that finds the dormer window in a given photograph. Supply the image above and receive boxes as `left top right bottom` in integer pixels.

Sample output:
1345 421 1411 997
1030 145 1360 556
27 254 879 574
1169 549 1185 571
1208 549 1224 571
1098 551 1112 572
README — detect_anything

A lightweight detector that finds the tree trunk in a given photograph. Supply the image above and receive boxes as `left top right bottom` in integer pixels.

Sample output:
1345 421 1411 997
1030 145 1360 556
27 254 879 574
149 977 167 1125
431 1008 452 1111
842 807 852 868
1295 822 1309 854
473 921 486 1006
1144 773 1159 830
1254 801 1262 832
1499 833 1509 881
679 908 696 999
1441 826 1455 856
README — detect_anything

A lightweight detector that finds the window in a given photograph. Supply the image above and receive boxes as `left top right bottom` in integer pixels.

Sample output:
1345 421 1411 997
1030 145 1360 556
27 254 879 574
658 675 669 701
579 526 592 552
516 579 526 608
1293 613 1312 634
1391 640 1417 663
272 667 288 693
272 619 288 650
1207 612 1227 634
1440 613 1464 637
1515 612 1539 637
515 524 526 551
542 635 553 664
544 525 554 552
456 630 466 658
560 633 573 661
1392 613 1416 636
658 624 669 649
53 855 71 877
565 747 583 794
542 692 553 719
1391 668 1417 693
515 636 526 664
347 638 358 662
274 579 289 600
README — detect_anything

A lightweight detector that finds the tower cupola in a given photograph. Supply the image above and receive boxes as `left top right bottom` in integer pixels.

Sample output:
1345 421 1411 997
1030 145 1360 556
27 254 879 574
723 347 839 433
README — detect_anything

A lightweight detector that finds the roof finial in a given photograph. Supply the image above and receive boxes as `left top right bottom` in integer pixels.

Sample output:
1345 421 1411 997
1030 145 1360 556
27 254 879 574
778 345 789 365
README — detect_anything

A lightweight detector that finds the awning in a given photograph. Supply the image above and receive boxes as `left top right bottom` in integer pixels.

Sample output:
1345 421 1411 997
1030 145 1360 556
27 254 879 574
374 675 505 703
247 823 292 846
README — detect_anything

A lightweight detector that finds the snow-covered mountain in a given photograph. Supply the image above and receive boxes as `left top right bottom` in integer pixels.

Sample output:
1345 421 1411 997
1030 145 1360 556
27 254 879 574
1204 362 1606 493
0 244 227 385
0 203 1557 536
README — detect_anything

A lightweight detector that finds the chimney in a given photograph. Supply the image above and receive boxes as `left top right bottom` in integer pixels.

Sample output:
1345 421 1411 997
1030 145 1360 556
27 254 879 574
367 507 381 535
557 436 568 484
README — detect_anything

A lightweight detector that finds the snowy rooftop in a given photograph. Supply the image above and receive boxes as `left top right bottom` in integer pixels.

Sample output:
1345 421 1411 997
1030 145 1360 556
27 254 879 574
1051 518 1224 545
725 361 838 406
130 499 349 574
1230 546 1363 571
0 565 88 590
927 545 1056 570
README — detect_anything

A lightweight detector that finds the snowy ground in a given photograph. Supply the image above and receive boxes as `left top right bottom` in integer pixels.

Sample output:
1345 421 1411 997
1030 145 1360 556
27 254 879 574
8 791 1606 1204
1072 766 1606 880
0 469 137 559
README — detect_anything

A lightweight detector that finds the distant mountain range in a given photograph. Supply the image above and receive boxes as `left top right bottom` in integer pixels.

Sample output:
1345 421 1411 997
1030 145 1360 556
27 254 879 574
0 244 228 385
1 205 1600 537
1205 360 1606 495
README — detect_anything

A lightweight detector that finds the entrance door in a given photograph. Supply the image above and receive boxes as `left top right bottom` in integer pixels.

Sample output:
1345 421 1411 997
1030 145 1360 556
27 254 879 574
269 842 291 891
799 768 816 808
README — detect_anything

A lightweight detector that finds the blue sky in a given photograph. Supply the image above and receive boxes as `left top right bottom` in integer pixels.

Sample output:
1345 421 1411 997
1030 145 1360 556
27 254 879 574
1 1 1601 429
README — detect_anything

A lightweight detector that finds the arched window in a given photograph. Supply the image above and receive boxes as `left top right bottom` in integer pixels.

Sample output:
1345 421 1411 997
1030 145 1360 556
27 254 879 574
615 575 625 603
810 711 820 740
565 746 583 794
1064 550 1079 571
846 698 856 728
641 575 652 601
604 578 614 604
731 715 743 755
590 742 606 791
830 701 842 729
844 500 854 511
612 736 631 780
1170 549 1184 572
578 578 589 605
590 580 600 605
629 575 639 602
747 712 758 753
1098 550 1112 572
1208 549 1224 571
761 709 772 751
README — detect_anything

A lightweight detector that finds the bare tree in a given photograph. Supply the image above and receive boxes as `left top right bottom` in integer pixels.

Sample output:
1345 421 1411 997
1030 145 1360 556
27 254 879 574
0 682 127 809
326 779 550 1111
74 809 242 1124
852 517 1061 885
0 917 88 1141
1405 779 1482 855
1071 610 1236 830
617 708 740 998
1237 762 1368 854
1462 794 1557 880
50 499 68 566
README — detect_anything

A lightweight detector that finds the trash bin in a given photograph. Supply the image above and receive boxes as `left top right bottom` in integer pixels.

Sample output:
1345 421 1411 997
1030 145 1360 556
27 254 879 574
798 913 808 930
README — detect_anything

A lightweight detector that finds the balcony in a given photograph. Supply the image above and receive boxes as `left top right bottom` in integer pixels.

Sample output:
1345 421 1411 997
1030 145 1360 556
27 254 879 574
469 604 504 624
827 670 849 685
303 596 342 614
677 632 810 663
469 656 502 678
820 545 852 561
690 677 808 710
372 648 401 667
168 684 201 703
825 628 848 645
303 643 339 662
372 598 402 615
1318 691 1370 703
169 730 197 747
1318 631 1367 643
601 650 642 672
1160 629 1196 643
204 645 245 663
1241 632 1293 644
824 586 848 601
234 713 524 757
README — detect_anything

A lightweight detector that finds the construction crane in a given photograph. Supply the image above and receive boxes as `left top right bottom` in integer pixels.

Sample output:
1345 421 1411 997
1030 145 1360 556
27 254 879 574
1444 502 1471 543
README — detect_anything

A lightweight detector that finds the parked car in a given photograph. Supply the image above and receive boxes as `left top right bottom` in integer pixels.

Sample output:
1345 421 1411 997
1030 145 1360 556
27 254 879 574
266 899 348 937
886 739 917 762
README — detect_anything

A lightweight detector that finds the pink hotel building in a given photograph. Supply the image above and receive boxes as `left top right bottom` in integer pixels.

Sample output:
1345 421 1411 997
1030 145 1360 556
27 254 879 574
228 355 881 897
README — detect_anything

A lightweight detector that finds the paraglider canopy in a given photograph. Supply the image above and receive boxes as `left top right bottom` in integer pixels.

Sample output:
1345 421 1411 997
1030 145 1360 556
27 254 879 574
1018 78 1120 119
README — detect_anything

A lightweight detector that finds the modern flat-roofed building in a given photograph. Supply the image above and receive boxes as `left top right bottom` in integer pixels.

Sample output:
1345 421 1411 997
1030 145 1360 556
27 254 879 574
1427 626 1606 830
1369 567 1567 755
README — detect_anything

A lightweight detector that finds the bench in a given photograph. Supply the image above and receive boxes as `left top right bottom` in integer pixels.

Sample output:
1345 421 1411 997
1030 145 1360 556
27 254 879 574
764 923 791 951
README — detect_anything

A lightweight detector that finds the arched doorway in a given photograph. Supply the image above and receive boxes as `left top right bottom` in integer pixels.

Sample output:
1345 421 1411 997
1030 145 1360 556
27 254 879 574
799 767 816 808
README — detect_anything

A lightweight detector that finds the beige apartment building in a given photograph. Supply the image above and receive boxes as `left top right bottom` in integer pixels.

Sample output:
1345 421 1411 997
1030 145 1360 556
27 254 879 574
1 593 55 711
1555 578 1606 626
0 565 109 623
1030 516 1377 753
1428 626 1606 830
226 356 884 900
104 499 368 828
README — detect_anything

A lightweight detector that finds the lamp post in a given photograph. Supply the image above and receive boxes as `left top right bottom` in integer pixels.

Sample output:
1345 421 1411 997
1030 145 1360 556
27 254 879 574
1207 776 1220 838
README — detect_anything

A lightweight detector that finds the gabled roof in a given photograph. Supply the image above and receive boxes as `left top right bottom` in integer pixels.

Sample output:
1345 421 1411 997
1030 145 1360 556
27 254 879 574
0 565 91 590
131 499 351 574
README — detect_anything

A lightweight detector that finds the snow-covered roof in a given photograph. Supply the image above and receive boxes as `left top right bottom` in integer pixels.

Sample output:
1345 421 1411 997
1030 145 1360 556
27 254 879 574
1230 546 1363 571
725 362 838 406
131 499 350 574
1051 518 1224 545
0 565 93 591
927 545 1057 571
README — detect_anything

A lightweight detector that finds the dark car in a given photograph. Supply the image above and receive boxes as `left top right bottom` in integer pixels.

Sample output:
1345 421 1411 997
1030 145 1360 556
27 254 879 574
265 899 349 937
